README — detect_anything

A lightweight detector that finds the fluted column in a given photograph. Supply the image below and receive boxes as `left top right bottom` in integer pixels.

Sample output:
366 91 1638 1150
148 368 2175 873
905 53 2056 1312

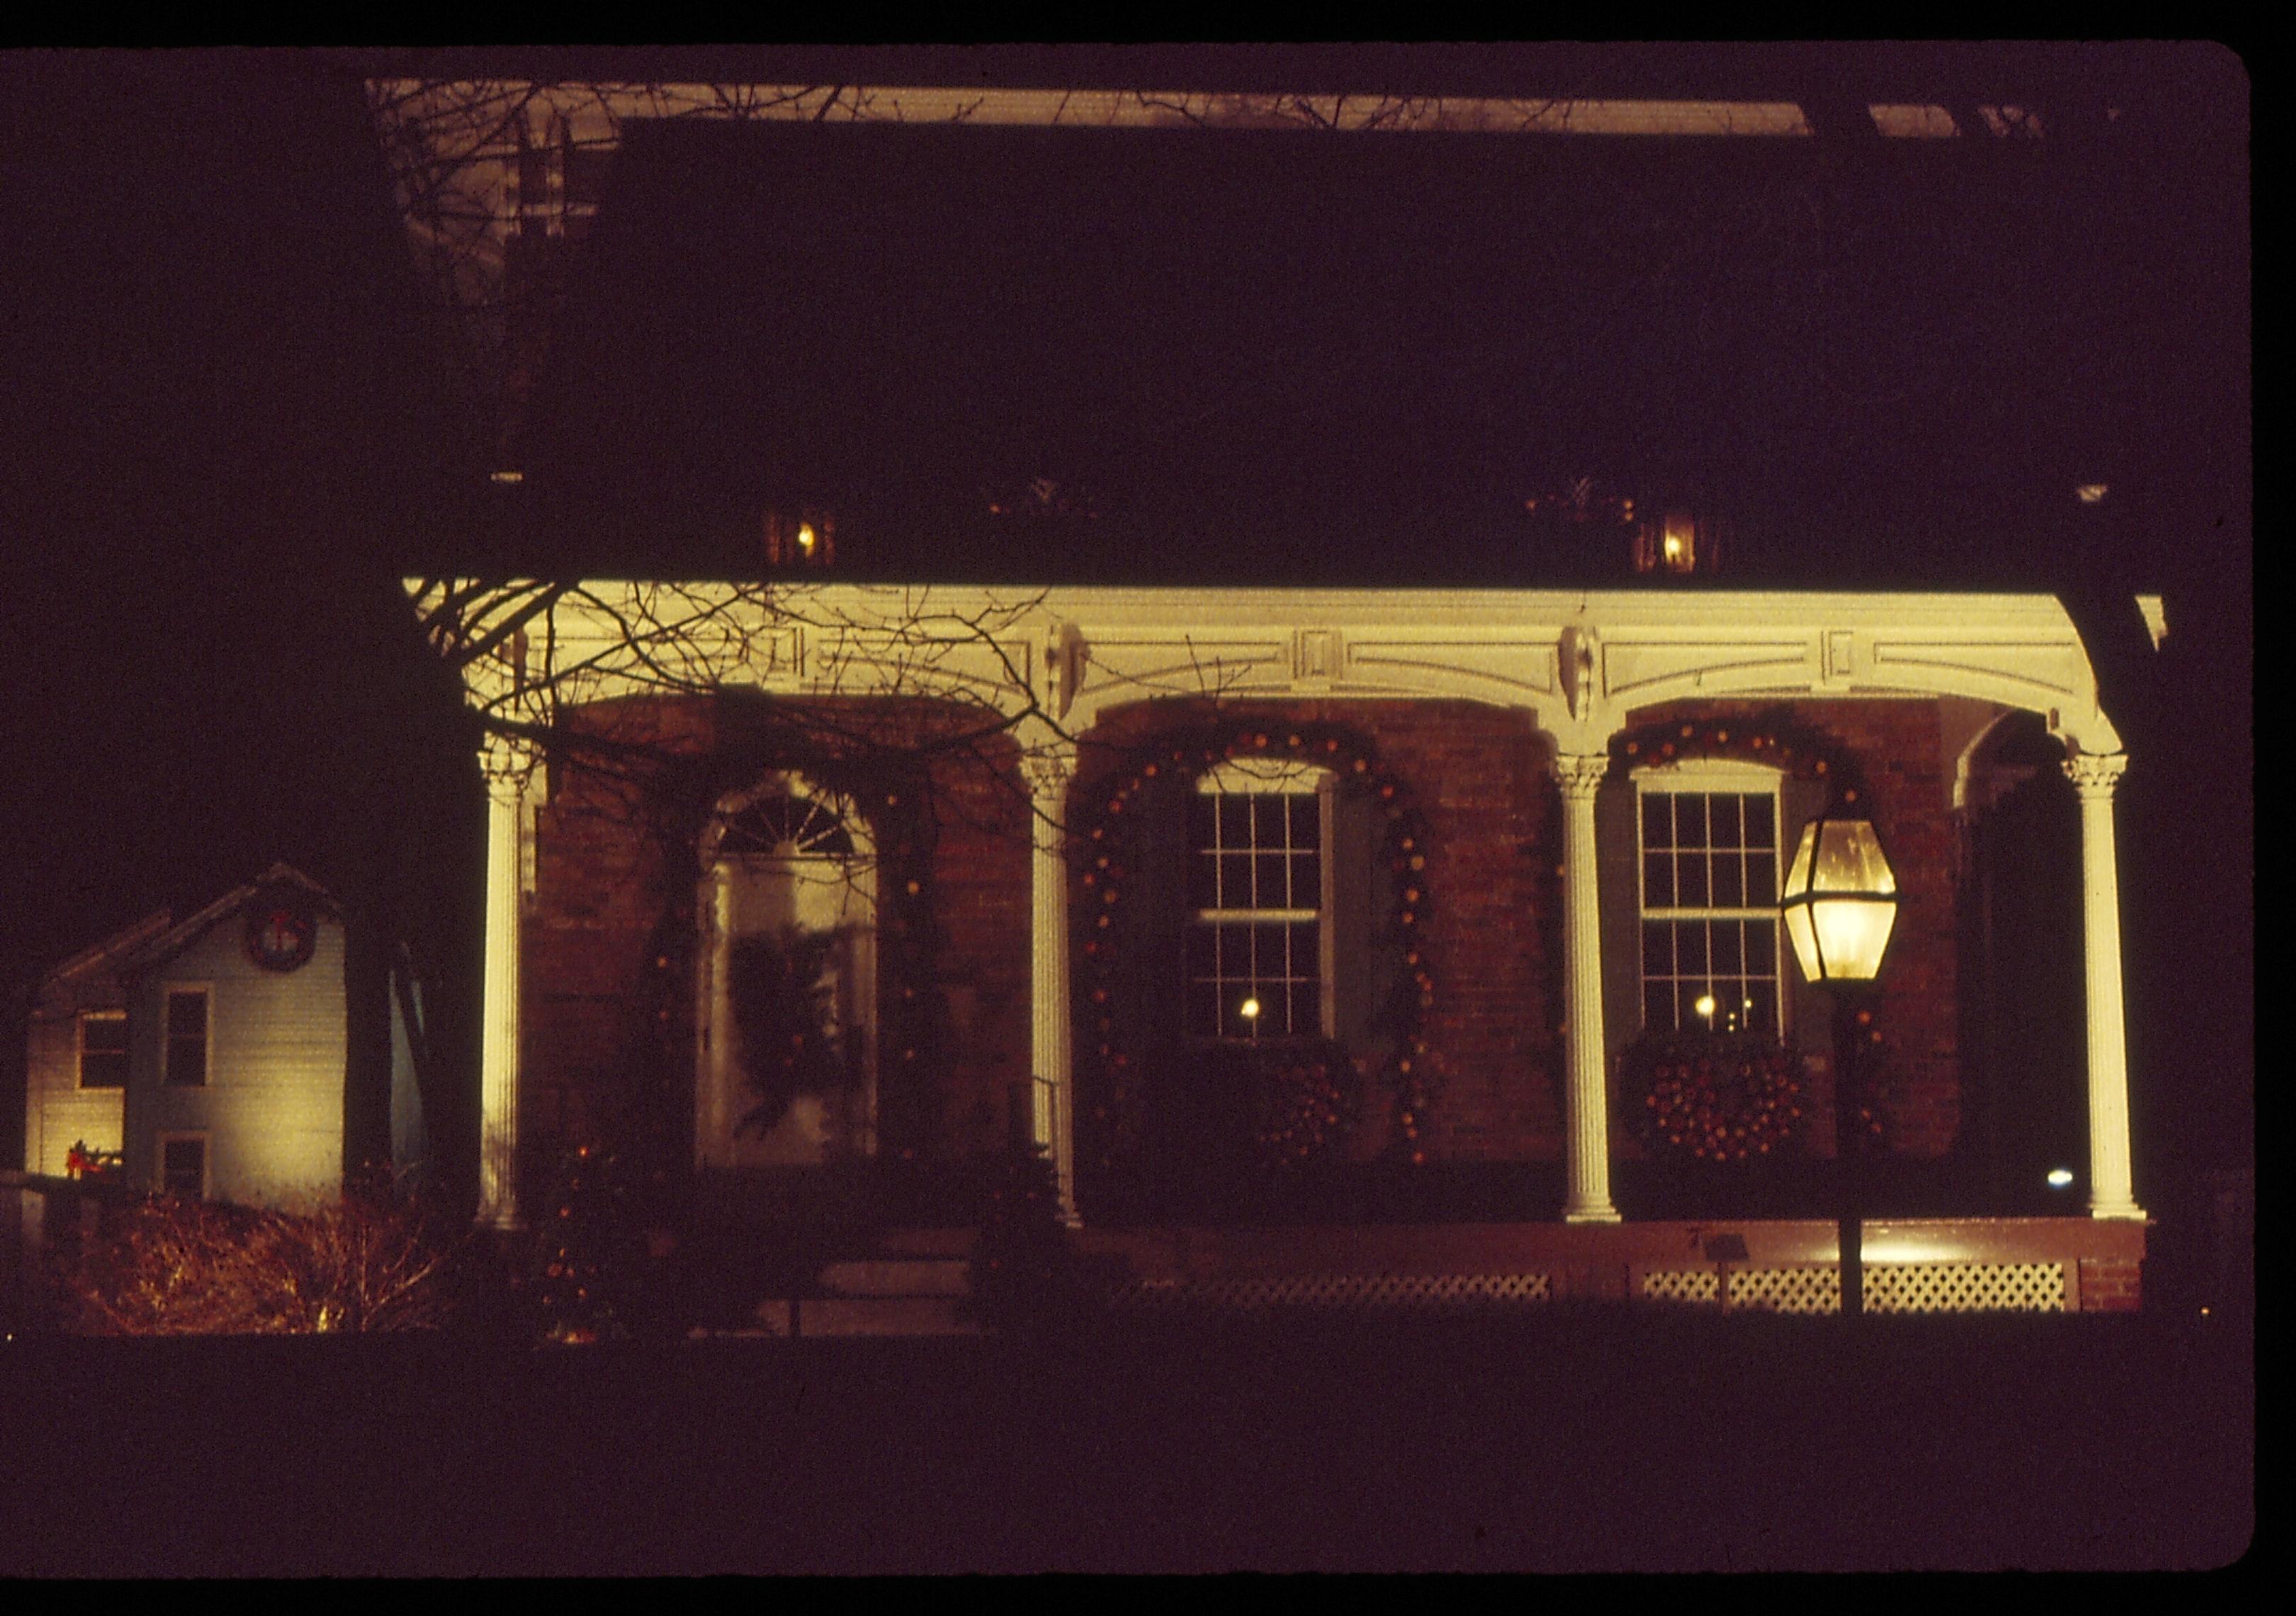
2065 751 2145 1221
479 738 531 1230
1024 743 1080 1223
1556 753 1621 1223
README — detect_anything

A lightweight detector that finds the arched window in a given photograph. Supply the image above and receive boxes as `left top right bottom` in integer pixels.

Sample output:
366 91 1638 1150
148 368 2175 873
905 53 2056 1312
696 775 877 1169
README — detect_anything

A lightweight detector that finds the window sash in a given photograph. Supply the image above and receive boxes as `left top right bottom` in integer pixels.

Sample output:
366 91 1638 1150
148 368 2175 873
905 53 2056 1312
165 989 208 1087
1186 784 1333 1041
79 1012 128 1089
1636 783 1784 1036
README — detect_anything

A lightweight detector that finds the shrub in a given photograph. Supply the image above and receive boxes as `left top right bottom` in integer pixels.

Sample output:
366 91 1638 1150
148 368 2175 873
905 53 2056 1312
63 1191 461 1335
962 1145 1094 1340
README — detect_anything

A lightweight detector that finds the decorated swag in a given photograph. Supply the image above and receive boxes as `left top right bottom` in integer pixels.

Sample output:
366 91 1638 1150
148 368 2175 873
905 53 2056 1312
1609 706 1898 1160
1071 720 1438 1216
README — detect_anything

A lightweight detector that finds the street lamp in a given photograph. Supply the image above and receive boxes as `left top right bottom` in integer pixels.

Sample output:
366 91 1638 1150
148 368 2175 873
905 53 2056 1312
1781 810 1900 1315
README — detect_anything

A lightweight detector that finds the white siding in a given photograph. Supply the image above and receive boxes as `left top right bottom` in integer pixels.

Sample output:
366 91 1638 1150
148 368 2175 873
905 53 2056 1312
124 914 348 1206
23 1008 125 1175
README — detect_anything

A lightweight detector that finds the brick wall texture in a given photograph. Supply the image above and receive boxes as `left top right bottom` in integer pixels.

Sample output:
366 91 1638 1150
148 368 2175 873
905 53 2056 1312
522 692 1968 1194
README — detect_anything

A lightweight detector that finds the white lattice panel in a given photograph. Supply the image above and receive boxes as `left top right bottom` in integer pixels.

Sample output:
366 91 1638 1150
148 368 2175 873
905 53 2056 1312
1864 1262 2068 1313
1109 1272 1550 1310
1638 1269 1721 1306
1727 1266 1842 1314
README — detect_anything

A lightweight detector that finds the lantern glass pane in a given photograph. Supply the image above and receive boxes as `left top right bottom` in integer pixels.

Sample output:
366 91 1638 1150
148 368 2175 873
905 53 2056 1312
1784 900 1821 982
1811 897 1898 982
1816 820 1897 895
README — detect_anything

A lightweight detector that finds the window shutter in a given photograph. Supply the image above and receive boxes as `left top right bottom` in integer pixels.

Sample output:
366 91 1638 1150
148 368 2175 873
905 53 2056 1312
1127 772 1192 1055
1594 774 1642 1060
1329 784 1383 1049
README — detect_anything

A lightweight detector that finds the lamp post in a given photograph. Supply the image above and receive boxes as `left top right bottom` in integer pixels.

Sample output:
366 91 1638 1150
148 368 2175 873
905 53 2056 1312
1780 809 1900 1316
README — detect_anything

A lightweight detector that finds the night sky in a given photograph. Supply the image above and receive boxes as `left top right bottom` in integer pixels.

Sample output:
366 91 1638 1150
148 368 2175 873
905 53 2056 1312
0 47 2251 1184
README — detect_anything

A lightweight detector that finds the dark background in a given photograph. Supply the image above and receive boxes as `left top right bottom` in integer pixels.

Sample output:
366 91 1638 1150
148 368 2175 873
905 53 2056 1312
0 45 2250 1213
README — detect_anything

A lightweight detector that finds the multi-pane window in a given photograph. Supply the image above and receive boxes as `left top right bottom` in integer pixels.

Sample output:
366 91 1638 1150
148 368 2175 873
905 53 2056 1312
1185 763 1332 1040
165 988 208 1087
1638 769 1784 1036
160 1136 207 1199
78 1011 128 1089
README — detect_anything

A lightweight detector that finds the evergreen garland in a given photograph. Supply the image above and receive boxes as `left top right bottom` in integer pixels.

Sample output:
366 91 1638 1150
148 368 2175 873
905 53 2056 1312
1072 719 1440 1218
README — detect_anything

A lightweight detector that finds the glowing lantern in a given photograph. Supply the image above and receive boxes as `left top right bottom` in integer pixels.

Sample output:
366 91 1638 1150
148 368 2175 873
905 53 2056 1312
1780 815 1899 984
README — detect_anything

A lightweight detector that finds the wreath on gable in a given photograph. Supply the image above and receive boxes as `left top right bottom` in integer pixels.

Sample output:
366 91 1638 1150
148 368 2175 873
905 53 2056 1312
1071 719 1441 1213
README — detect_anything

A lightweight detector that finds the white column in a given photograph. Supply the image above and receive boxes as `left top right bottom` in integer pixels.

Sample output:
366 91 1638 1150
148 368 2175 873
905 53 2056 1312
1556 753 1621 1223
1023 744 1079 1223
2065 751 2145 1220
479 739 529 1230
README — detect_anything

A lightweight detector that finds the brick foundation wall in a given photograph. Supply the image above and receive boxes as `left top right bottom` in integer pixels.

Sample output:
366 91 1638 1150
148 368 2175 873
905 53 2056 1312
2077 1255 2143 1311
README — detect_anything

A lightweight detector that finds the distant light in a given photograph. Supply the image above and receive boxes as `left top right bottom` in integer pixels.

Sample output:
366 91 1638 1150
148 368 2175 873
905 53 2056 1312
1693 993 1717 1023
490 469 524 485
2047 1167 2075 1189
1239 997 1261 1021
2076 483 2108 505
797 522 817 555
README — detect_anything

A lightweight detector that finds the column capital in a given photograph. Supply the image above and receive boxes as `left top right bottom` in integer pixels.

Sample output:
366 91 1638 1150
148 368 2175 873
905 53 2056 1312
1020 741 1077 798
1553 751 1614 799
480 732 539 794
2063 751 2129 798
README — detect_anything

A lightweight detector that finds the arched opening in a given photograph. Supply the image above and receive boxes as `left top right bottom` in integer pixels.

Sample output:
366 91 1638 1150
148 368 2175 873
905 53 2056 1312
1959 712 2088 1211
695 775 878 1170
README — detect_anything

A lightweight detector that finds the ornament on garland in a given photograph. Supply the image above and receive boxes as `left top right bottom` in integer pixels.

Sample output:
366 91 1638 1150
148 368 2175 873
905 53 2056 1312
1610 710 1869 804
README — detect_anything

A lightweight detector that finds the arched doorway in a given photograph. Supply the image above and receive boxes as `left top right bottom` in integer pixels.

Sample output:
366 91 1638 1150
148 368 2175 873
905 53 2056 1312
695 775 877 1169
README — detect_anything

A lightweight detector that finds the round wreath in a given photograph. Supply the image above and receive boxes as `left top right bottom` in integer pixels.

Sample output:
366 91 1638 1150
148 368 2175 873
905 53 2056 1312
1072 720 1440 1206
1630 1035 1806 1162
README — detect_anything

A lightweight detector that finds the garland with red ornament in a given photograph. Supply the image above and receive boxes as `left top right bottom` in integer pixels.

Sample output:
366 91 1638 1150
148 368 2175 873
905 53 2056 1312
1071 720 1438 1211
1609 709 1869 804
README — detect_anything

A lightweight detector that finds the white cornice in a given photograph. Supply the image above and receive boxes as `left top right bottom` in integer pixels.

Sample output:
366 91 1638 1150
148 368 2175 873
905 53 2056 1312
405 580 2134 757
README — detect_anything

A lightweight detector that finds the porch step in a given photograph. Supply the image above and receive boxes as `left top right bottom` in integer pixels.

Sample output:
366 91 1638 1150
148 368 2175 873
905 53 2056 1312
818 1257 971 1297
749 1295 981 1337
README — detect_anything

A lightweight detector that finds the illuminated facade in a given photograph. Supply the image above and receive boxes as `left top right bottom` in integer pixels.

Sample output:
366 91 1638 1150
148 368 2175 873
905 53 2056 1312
22 865 424 1206
375 69 2166 1313
427 581 2159 1312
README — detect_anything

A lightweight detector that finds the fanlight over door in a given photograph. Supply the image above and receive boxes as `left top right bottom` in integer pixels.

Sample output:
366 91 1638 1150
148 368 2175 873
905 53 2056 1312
697 778 877 1169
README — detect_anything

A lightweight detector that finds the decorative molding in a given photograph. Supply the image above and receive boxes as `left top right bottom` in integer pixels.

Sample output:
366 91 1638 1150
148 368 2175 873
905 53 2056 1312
1344 640 1557 700
2063 752 2129 797
1599 639 1811 702
1293 627 1341 683
1553 752 1612 799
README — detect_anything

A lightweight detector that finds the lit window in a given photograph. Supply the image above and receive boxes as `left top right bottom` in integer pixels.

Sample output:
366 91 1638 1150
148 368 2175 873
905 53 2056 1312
1636 764 1784 1036
1186 761 1333 1040
79 1011 128 1089
165 988 208 1087
160 1135 207 1199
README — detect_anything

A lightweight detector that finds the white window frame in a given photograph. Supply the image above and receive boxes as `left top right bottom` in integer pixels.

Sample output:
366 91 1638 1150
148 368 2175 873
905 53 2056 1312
77 1009 128 1090
1188 758 1337 1043
163 984 213 1088
1632 758 1788 1038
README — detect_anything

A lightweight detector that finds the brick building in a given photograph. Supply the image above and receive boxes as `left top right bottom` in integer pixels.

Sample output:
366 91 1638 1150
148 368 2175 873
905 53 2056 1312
422 581 2156 1313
